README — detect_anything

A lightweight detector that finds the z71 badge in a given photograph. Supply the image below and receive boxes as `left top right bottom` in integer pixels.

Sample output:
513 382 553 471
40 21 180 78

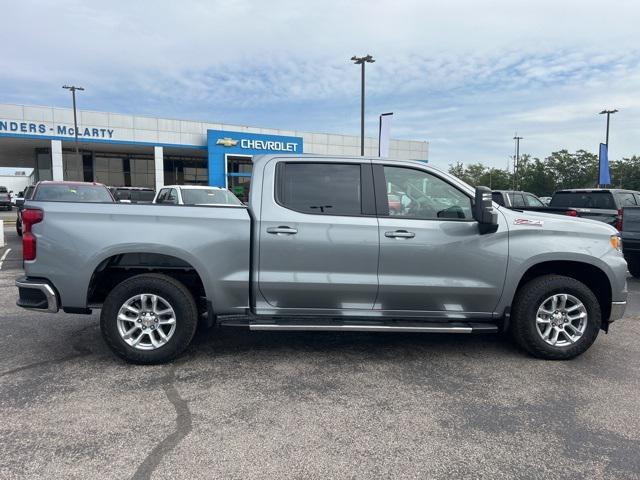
514 218 544 227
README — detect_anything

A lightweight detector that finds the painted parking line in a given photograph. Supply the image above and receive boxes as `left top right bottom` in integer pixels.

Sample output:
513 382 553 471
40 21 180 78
0 248 11 270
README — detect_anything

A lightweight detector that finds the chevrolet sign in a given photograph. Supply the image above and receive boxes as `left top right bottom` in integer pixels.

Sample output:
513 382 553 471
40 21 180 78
216 137 239 147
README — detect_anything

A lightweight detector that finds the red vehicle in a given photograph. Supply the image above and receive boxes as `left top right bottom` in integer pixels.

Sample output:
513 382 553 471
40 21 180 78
388 193 402 214
17 181 114 236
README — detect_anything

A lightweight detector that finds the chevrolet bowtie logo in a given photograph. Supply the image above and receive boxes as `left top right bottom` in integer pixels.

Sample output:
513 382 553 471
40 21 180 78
216 137 238 147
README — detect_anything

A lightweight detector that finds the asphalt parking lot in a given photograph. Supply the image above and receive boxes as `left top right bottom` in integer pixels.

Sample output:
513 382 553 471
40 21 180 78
1 225 639 480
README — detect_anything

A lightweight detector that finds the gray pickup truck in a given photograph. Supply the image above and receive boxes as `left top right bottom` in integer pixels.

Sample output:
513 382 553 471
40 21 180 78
16 155 627 364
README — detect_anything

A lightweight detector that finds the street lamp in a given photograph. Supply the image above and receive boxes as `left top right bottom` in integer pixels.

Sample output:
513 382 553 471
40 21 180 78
513 134 523 190
62 85 85 154
599 109 618 188
351 55 375 156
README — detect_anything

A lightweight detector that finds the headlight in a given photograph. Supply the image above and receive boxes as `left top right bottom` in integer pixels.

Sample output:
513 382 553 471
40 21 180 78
610 235 622 252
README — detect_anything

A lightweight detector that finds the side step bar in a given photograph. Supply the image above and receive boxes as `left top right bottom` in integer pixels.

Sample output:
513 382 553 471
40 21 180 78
247 322 498 334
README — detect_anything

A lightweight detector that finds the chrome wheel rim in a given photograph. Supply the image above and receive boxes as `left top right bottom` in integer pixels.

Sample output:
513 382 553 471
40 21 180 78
116 294 177 351
535 293 587 347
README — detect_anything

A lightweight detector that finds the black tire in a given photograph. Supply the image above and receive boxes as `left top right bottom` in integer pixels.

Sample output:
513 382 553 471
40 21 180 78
16 218 22 237
511 274 601 360
100 273 198 364
626 255 640 278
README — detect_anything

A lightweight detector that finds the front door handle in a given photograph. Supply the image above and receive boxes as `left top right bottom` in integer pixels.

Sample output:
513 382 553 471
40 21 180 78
267 226 298 235
385 230 415 239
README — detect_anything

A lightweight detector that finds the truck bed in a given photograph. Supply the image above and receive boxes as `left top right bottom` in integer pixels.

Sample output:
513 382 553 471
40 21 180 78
23 201 252 313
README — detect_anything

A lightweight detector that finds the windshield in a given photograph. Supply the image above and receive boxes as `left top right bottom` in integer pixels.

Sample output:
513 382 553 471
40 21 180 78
550 191 615 209
34 184 114 203
0 187 7 193
181 188 242 205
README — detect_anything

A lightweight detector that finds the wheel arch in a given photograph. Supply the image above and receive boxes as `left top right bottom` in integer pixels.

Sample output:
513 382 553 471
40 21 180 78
87 249 211 312
513 260 612 326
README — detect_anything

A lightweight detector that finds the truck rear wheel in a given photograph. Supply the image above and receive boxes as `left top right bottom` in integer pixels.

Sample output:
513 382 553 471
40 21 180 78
511 275 601 360
100 273 198 364
626 255 640 278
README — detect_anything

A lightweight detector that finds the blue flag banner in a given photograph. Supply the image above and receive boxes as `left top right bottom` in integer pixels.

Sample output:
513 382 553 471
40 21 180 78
599 143 611 186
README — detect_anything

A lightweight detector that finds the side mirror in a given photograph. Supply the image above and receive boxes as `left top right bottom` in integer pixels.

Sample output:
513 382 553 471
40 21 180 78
474 186 498 234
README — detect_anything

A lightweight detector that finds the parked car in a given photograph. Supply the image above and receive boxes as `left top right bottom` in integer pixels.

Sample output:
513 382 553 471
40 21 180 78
109 186 156 204
153 185 243 206
548 188 640 229
0 186 12 210
618 206 640 277
15 184 35 235
12 190 23 206
17 181 114 236
492 190 546 209
16 155 626 364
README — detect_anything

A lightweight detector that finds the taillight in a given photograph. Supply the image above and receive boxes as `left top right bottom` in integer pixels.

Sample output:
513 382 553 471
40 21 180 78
565 210 578 217
615 208 623 231
22 209 43 261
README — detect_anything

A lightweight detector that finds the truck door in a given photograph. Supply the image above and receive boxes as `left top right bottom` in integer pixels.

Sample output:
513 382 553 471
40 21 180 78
373 164 508 317
257 159 379 312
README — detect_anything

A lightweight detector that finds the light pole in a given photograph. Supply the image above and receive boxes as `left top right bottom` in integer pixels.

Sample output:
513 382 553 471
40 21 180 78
62 85 84 154
599 109 618 188
513 134 523 190
351 55 375 156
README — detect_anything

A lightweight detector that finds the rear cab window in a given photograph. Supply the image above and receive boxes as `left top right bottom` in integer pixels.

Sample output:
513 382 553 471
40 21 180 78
550 191 616 209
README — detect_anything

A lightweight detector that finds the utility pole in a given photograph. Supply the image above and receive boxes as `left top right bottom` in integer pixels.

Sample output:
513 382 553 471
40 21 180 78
599 109 618 188
351 55 375 156
62 85 84 154
513 134 523 190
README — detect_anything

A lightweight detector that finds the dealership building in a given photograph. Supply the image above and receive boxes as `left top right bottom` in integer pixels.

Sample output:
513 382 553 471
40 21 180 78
0 103 428 201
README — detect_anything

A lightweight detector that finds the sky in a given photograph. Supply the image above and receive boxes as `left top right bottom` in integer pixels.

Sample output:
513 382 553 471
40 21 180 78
1 0 639 170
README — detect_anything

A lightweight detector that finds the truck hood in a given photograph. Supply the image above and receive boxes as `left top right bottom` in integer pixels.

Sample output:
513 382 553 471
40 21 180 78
497 205 618 236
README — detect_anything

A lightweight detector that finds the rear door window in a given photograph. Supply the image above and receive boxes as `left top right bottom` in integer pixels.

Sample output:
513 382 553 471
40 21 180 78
277 163 363 215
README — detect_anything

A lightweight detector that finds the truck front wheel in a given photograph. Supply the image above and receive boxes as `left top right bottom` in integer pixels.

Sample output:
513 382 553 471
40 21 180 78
511 275 601 360
100 273 198 364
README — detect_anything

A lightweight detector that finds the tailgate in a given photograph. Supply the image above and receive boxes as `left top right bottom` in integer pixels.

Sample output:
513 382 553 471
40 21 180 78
622 207 640 251
573 208 618 227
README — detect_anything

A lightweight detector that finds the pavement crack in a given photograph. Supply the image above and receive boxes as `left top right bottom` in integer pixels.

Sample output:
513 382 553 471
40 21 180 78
132 366 193 480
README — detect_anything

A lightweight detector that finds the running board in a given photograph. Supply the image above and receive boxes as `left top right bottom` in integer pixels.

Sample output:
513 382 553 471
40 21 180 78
247 322 498 334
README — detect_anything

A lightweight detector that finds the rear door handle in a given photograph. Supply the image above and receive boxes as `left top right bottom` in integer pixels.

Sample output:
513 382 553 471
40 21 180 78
267 226 298 235
385 230 415 239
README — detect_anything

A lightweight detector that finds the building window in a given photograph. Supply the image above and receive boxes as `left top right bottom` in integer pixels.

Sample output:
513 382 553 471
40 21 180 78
130 157 155 188
164 156 208 186
94 156 125 186
63 153 84 181
35 149 52 182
